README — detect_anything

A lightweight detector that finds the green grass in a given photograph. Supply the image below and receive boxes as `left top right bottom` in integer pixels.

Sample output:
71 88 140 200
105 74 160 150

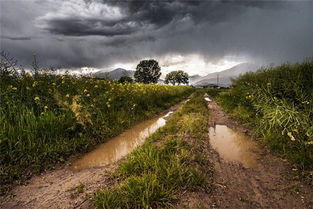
0 60 193 193
209 60 313 185
94 90 212 209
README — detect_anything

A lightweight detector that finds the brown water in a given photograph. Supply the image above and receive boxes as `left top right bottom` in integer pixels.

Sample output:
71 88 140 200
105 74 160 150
71 111 173 171
209 125 260 168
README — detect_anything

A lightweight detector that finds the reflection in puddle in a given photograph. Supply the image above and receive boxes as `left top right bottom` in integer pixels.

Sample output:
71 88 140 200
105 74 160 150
71 112 173 171
204 97 212 102
209 125 260 168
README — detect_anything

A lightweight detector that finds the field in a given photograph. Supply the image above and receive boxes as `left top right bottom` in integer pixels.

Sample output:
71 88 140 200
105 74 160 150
0 63 193 192
212 60 313 183
1 60 313 208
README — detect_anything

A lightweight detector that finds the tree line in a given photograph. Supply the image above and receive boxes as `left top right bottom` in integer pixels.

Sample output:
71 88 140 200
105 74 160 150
120 59 189 85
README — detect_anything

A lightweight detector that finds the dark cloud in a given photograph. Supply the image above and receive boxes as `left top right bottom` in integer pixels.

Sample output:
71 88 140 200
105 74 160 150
41 18 141 36
0 0 312 72
36 0 190 37
36 0 286 37
1 36 32 41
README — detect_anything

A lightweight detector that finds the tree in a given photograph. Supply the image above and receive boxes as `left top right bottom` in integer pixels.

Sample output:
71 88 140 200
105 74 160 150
134 59 161 84
118 76 133 83
165 70 189 85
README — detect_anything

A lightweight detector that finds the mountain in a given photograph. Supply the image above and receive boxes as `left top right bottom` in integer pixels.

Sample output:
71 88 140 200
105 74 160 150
193 63 260 87
189 74 203 84
95 68 134 80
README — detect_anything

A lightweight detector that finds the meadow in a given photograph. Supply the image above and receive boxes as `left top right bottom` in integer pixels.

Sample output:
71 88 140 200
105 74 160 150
212 60 313 184
0 62 192 193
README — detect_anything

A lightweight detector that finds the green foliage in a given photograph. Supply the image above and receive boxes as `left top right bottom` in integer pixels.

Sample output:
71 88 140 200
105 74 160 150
214 60 313 181
165 70 189 85
94 91 212 209
95 173 175 209
118 76 133 83
134 59 161 84
0 56 193 192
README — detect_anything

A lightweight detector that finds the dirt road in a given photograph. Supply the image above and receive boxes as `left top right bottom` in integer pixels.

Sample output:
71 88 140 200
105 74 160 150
181 98 313 209
1 97 312 209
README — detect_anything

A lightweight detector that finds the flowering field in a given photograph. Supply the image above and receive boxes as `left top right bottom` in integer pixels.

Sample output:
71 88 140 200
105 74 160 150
0 70 192 191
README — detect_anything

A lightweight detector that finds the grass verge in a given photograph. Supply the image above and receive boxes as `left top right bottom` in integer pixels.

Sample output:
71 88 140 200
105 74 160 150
94 90 213 209
208 60 313 185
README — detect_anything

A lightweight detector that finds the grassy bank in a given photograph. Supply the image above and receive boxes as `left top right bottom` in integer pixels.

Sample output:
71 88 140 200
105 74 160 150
94 90 212 209
211 61 313 184
0 63 193 193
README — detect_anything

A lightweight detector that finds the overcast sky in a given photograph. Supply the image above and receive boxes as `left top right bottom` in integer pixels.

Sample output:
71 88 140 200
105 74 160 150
0 0 312 75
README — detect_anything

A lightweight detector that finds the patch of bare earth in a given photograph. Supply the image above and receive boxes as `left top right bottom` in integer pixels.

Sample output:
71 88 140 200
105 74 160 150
0 161 119 209
177 98 313 209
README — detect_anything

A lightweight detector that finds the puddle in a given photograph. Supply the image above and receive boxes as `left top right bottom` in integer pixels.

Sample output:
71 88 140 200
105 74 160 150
71 112 173 171
204 97 212 102
209 125 260 168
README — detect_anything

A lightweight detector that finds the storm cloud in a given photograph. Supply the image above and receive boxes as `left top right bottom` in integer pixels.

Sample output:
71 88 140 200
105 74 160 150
0 0 312 74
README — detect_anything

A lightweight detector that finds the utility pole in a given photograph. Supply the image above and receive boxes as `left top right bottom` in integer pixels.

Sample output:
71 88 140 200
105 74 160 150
217 74 219 86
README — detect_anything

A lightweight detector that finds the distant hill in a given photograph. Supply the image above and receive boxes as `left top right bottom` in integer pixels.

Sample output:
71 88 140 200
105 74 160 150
94 63 259 85
193 63 260 87
95 68 134 80
189 74 203 84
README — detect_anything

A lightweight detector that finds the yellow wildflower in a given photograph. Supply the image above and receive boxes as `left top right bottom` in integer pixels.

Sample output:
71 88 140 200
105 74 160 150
287 132 296 141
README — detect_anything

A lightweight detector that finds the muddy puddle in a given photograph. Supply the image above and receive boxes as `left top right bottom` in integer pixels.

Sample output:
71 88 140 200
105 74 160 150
209 125 260 168
71 111 174 171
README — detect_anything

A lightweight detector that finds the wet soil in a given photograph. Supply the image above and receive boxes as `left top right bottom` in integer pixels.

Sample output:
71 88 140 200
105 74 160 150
71 111 173 171
209 124 260 168
178 97 313 209
0 104 181 209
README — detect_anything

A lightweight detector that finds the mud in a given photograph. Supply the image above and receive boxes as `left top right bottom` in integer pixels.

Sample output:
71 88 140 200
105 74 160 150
209 124 260 168
178 97 313 209
71 112 173 171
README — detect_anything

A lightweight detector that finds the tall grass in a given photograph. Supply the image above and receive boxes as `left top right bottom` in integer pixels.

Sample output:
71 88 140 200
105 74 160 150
0 58 193 193
94 91 212 209
215 60 313 183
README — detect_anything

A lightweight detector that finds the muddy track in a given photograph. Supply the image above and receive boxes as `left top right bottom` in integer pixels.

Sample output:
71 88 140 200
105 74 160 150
2 97 312 209
198 98 313 209
0 103 184 209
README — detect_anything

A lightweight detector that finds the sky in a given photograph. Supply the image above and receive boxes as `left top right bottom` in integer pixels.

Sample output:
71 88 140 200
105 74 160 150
0 0 312 76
